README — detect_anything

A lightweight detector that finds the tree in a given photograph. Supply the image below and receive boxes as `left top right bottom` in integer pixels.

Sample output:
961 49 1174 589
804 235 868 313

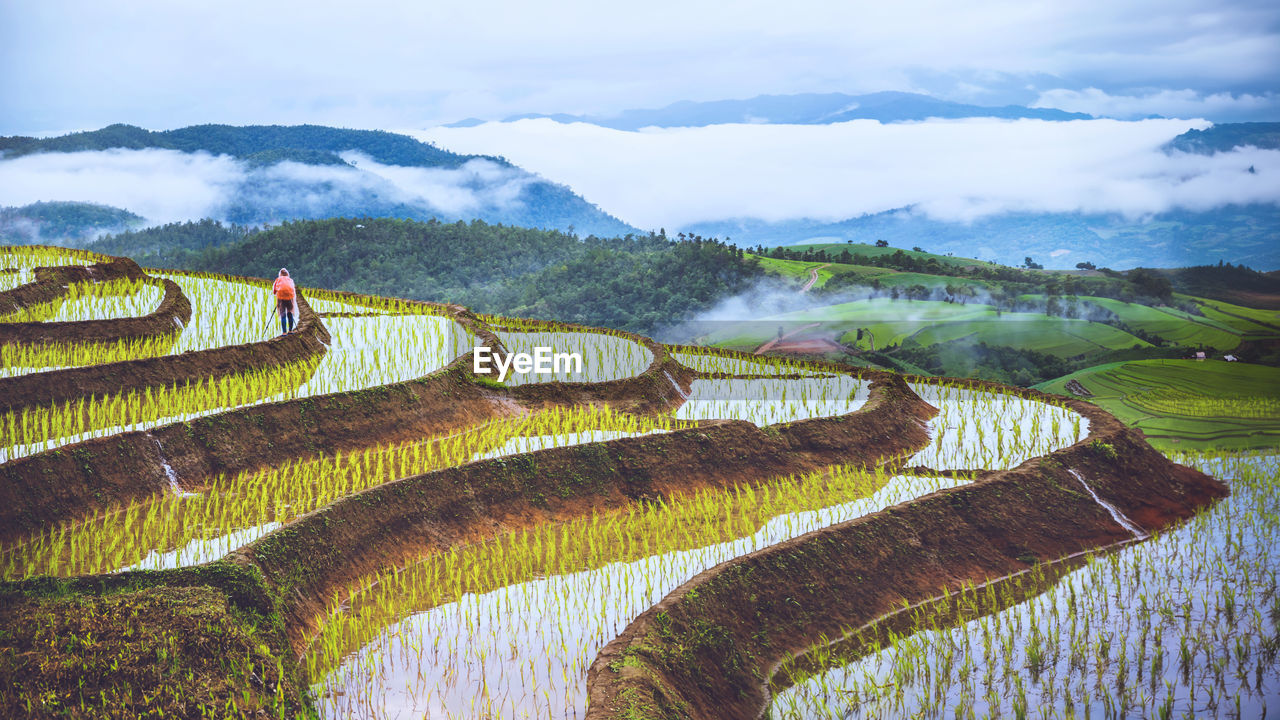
1075 261 1096 270
875 239 889 248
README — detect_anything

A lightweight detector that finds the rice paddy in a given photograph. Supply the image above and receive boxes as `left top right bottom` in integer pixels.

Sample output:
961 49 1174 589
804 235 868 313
908 381 1087 470
2 244 1264 720
0 405 671 580
673 375 869 426
495 330 653 385
669 348 829 377
769 453 1278 720
308 470 975 719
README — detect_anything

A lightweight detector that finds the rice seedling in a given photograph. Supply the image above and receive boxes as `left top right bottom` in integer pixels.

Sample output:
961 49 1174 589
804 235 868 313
769 452 1278 719
673 375 869 426
494 330 653 385
303 288 427 316
1 404 672 580
0 333 180 377
0 310 472 463
908 380 1086 470
0 246 104 292
669 348 829 377
306 470 977 719
1 276 163 323
0 356 324 463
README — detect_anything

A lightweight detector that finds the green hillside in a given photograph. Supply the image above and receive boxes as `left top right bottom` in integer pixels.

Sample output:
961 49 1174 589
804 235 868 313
112 216 760 335
1037 360 1280 450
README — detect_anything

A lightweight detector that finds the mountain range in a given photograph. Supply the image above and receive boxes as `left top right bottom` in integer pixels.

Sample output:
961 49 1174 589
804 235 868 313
0 124 636 239
446 91 1093 129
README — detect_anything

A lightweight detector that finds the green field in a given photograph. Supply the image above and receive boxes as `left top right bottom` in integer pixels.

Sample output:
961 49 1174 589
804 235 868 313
1037 359 1280 450
712 299 1150 357
1183 295 1280 337
1077 296 1245 350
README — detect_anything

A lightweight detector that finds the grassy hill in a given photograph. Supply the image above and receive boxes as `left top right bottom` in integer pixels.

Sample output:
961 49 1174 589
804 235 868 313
1036 360 1280 450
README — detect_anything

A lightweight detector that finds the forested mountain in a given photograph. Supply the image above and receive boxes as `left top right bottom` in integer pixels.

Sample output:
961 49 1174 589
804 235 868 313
94 217 761 334
449 91 1091 129
0 201 144 245
0 124 474 168
1165 122 1280 154
684 204 1280 271
0 125 637 238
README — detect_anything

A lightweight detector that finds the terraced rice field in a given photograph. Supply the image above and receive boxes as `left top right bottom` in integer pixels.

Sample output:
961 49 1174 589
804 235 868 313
0 245 1258 719
1039 359 1280 451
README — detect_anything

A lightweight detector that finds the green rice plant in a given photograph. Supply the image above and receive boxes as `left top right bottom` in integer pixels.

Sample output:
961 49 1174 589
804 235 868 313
306 470 974 717
668 347 829 377
0 245 106 292
0 356 323 463
673 375 869 426
908 380 1085 471
771 452 1278 719
1 404 675 580
1 333 180 376
0 276 162 323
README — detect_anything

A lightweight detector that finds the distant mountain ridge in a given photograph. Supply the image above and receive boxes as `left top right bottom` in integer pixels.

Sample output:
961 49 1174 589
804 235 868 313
0 124 637 238
683 204 1280 271
447 91 1094 129
1164 122 1280 154
0 201 144 245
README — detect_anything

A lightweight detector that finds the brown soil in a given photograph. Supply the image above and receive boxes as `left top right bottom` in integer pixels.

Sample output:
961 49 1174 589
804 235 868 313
766 337 850 355
0 288 329 416
0 562 310 719
0 256 146 317
0 277 192 346
0 358 504 545
583 391 1227 720
0 272 1235 717
233 371 935 652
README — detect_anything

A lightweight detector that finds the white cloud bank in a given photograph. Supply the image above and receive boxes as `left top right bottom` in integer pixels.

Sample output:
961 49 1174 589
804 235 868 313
0 149 532 225
415 118 1280 229
1033 88 1280 120
0 148 242 224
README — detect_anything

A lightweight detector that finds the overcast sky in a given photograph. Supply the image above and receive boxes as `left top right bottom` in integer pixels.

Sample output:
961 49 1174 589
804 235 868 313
2 0 1279 135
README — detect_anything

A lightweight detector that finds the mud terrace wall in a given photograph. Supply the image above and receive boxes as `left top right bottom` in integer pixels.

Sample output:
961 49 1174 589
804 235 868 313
0 304 706 544
0 277 191 346
233 372 935 651
0 256 144 317
0 288 329 415
583 394 1228 720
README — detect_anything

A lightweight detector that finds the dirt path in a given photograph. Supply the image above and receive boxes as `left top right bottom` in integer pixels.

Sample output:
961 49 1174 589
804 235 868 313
754 321 821 354
800 263 830 293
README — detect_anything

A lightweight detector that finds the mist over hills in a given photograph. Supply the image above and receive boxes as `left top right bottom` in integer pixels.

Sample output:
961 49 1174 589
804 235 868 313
0 201 144 245
684 204 1280 271
683 122 1280 270
0 124 636 239
2 120 1276 272
448 91 1093 129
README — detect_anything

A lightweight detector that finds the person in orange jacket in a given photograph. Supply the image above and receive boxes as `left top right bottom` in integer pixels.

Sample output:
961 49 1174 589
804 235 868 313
272 268 297 335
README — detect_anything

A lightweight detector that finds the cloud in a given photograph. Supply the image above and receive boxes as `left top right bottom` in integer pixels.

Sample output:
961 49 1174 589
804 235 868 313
2 0 1277 132
415 117 1280 230
338 154 535 215
0 149 241 224
0 149 537 226
1033 88 1280 120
